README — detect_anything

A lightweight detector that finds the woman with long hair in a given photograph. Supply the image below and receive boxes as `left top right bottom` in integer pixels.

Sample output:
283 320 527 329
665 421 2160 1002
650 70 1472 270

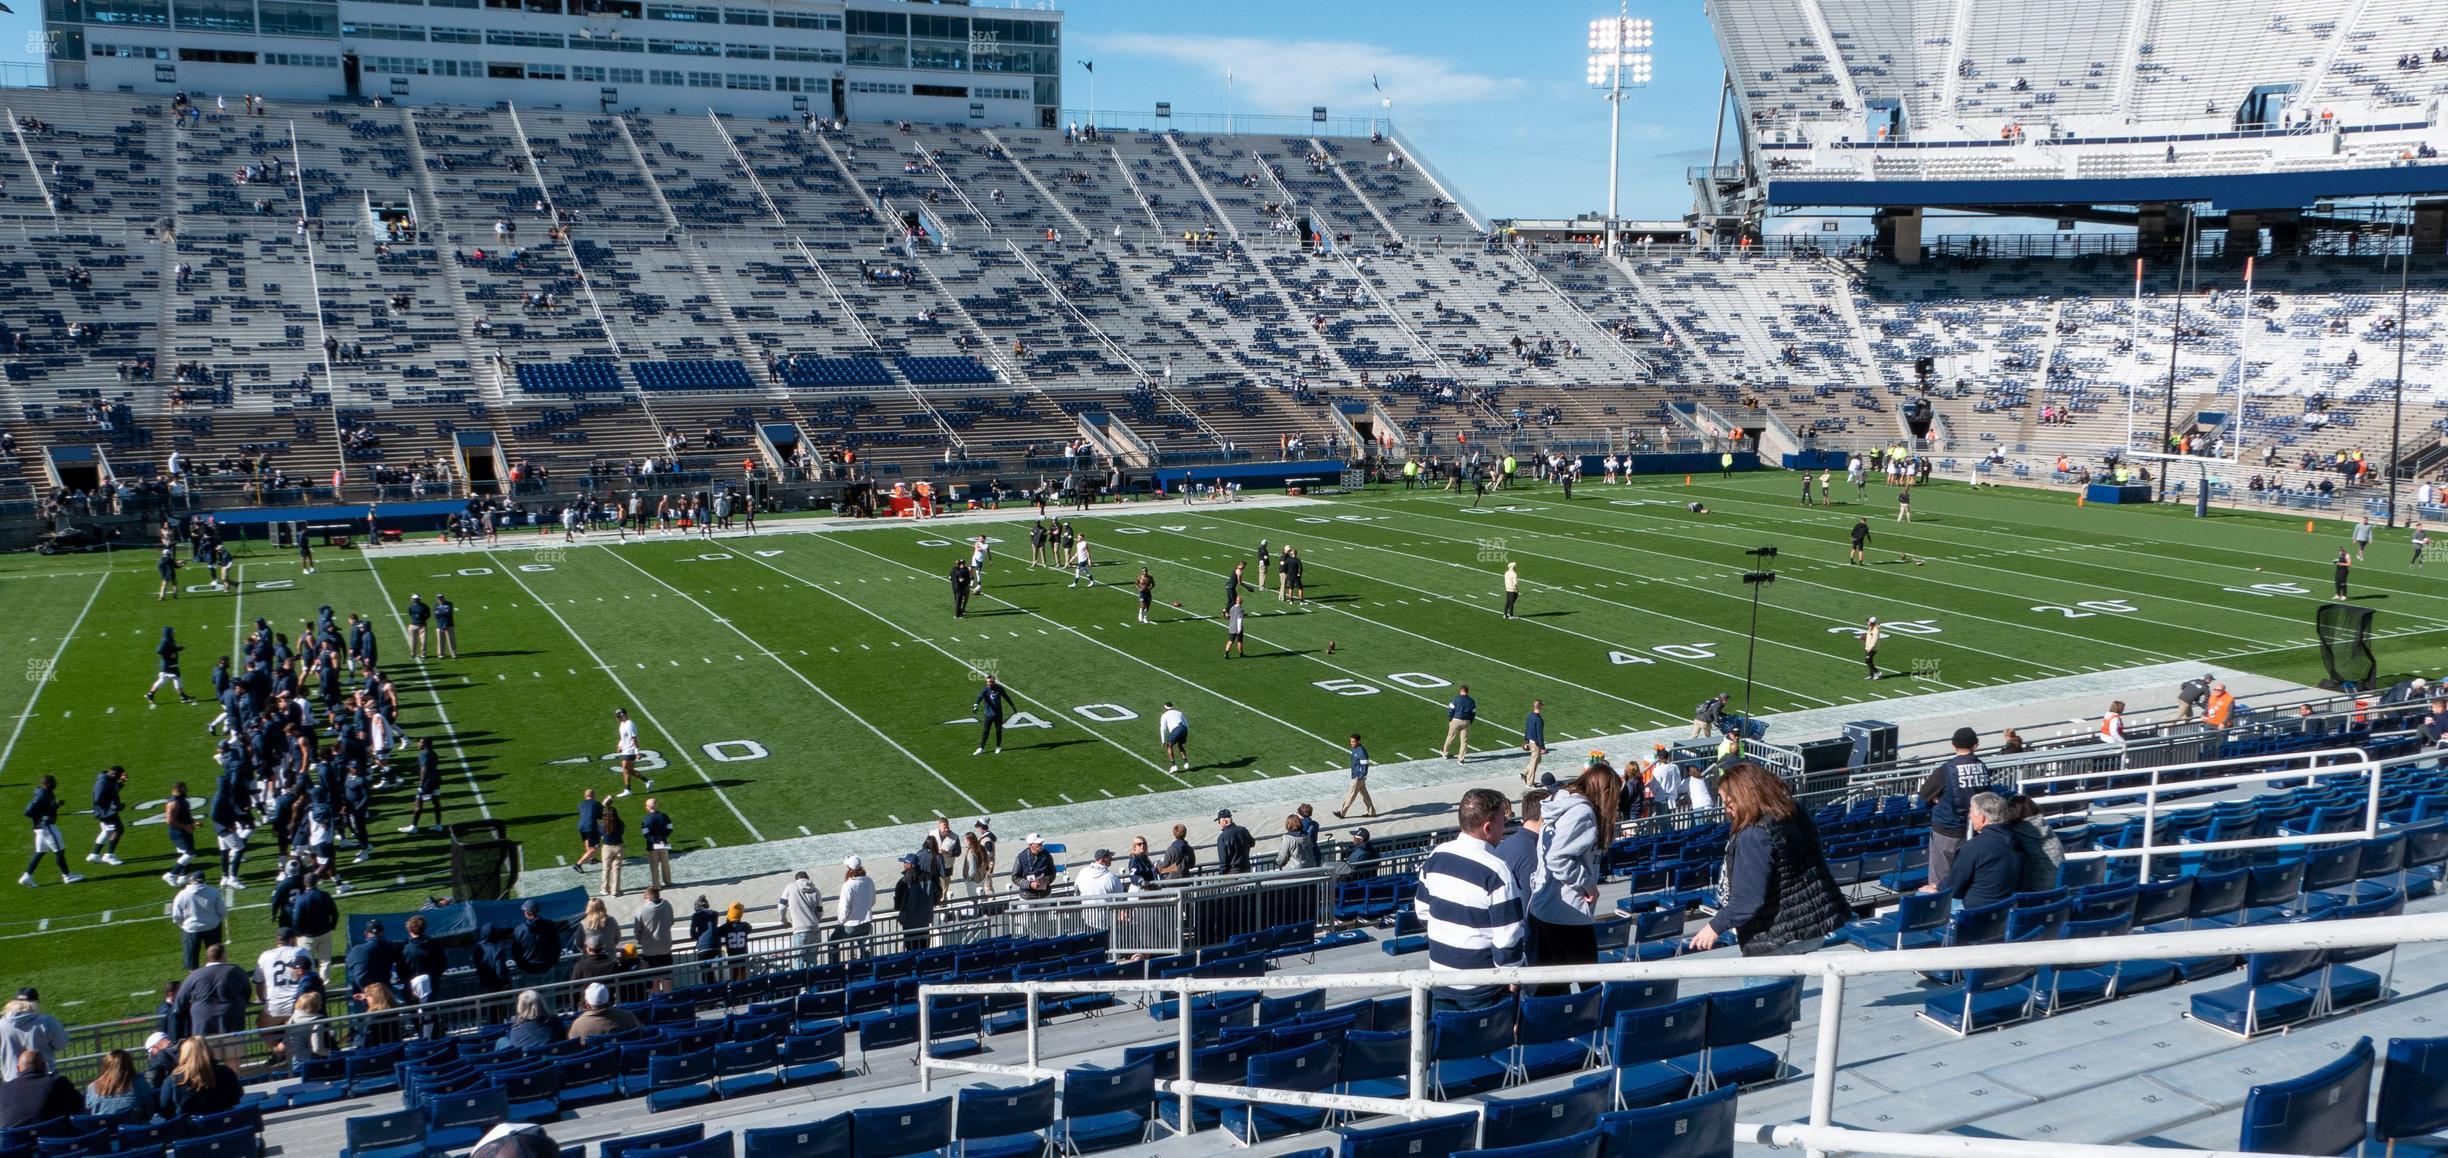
84 1048 153 1125
156 1036 240 1119
1689 762 1849 956
578 897 618 956
355 981 404 1047
1529 761 1623 982
959 832 990 898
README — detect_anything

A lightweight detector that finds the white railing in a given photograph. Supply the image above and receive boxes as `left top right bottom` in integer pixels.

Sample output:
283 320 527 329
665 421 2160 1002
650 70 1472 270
2024 746 2383 880
921 912 2448 1158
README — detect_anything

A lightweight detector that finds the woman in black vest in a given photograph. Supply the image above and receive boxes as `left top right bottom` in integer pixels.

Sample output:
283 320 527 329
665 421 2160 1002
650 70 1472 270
1688 762 1849 956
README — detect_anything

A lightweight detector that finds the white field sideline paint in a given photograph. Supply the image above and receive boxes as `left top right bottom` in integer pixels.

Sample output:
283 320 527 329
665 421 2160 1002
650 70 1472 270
0 573 105 777
923 912 2448 1158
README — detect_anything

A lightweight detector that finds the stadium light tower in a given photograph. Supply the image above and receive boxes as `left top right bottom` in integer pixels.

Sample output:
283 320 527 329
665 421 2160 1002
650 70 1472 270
1587 5 1654 229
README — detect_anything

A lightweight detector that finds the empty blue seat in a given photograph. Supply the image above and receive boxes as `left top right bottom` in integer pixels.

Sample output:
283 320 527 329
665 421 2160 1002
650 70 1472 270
423 1085 507 1152
1516 989 1605 1079
168 1127 256 1158
1608 996 1707 1108
2377 1034 2448 1147
1053 1057 1156 1153
1703 978 1800 1088
1428 999 1517 1098
1333 1113 1479 1158
851 1096 952 1158
1479 1072 1611 1148
741 1113 850 1158
1452 1128 1602 1158
1226 1038 1340 1143
952 1078 1055 1158
603 1125 704 1158
630 1133 734 1158
642 1049 718 1113
1596 1084 1738 1158
2191 947 2329 1038
2238 1037 2373 1157
339 1108 426 1158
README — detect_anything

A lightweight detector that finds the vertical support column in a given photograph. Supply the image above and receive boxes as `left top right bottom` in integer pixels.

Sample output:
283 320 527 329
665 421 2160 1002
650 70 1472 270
1024 990 1040 1071
918 998 934 1091
1407 983 1431 1116
1808 969 1847 1152
1176 984 1195 1135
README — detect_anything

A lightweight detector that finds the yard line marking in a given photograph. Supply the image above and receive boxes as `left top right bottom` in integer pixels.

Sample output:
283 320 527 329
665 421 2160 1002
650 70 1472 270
229 563 245 658
485 552 754 837
799 826 813 836
364 557 494 820
1138 522 1736 715
593 547 987 815
0 574 105 782
738 550 1234 786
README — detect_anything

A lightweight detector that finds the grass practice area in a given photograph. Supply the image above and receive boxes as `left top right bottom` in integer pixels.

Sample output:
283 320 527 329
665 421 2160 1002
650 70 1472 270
2 473 2444 1016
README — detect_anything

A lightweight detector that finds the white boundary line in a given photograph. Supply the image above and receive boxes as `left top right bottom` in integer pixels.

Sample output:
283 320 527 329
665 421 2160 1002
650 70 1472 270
483 551 760 839
362 556 495 820
802 534 1367 759
592 546 992 815
1147 515 1835 710
0 573 105 782
727 544 1207 787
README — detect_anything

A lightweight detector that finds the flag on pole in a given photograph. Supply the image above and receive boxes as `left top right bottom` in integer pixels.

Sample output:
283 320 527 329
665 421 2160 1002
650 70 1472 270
1371 73 1381 92
1081 60 1094 73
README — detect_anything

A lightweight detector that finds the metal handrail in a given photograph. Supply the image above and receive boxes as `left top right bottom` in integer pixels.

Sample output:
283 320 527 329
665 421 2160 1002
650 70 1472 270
2022 746 2383 878
922 912 2448 1155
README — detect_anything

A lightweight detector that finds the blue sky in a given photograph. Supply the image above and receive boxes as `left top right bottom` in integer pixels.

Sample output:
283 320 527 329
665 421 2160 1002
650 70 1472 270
0 0 1728 219
1062 0 1726 221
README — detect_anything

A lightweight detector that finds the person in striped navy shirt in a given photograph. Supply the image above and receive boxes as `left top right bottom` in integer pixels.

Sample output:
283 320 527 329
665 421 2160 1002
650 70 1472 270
1415 788 1526 1010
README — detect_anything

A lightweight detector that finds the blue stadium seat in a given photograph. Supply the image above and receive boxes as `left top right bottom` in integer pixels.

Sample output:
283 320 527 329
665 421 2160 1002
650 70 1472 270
2190 947 2330 1038
641 1049 719 1113
168 1128 257 1158
1053 1057 1156 1153
2238 1037 2373 1157
339 1109 427 1158
422 1085 507 1152
630 1134 734 1158
1607 996 1707 1108
1702 978 1800 1088
952 1078 1056 1158
2377 1034 2448 1148
741 1114 850 1158
1479 1072 1611 1148
602 1125 704 1158
1333 1113 1479 1158
851 1096 952 1158
1452 1129 1602 1158
1428 999 1517 1098
1225 1038 1340 1143
1595 1084 1738 1158
780 1026 846 1085
1516 990 1605 1079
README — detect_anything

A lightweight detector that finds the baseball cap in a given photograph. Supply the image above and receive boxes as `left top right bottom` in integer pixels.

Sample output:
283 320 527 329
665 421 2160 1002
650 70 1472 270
1952 727 1980 750
1024 832 1044 844
841 854 862 870
1350 828 1369 840
1867 615 1879 624
143 1032 170 1051
582 983 611 1008
12 988 34 1002
898 853 919 865
973 818 991 830
1214 809 1233 821
1092 848 1112 861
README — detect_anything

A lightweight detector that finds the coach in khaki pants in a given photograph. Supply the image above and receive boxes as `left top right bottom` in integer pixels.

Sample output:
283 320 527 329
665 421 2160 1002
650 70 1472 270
597 802 626 898
1439 686 1478 762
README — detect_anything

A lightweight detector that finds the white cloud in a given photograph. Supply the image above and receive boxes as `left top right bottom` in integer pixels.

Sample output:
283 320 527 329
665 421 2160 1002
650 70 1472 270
1081 32 1520 114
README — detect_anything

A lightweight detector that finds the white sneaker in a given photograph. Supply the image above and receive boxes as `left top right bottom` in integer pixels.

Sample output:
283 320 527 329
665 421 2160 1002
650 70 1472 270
84 853 98 863
336 881 353 895
59 872 80 884
16 874 31 887
352 850 370 863
973 748 983 756
101 854 123 866
161 871 181 886
615 788 632 798
219 877 240 890
398 825 419 834
643 780 653 790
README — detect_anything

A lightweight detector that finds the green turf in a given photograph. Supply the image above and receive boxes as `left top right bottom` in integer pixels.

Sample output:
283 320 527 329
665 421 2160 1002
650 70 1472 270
1 473 2443 1018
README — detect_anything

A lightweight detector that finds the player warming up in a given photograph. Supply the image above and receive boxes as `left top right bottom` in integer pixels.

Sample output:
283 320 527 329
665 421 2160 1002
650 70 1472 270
147 627 194 705
613 708 653 796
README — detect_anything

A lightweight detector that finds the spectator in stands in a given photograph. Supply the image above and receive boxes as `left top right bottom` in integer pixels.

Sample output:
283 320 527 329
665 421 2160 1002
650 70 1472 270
778 871 825 960
0 1051 80 1129
511 900 562 976
345 919 406 998
1417 788 1526 1011
155 1037 239 1120
504 991 562 1051
1920 793 2022 910
1214 810 1255 874
1689 762 1848 956
894 855 935 952
2002 796 2063 893
353 982 406 1048
1011 834 1056 897
0 991 65 1082
633 886 675 975
170 871 224 972
1275 814 1319 871
566 983 638 1042
80 1049 151 1126
833 858 875 950
1495 782 1546 894
1919 728 2003 884
172 944 250 1040
1531 763 1620 980
1157 824 1196 879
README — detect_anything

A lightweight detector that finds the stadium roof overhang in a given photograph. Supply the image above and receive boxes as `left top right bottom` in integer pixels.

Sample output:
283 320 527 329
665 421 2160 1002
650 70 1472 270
1764 163 2448 211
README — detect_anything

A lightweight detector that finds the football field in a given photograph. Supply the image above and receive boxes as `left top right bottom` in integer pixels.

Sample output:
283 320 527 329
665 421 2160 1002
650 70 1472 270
2 472 2445 1017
